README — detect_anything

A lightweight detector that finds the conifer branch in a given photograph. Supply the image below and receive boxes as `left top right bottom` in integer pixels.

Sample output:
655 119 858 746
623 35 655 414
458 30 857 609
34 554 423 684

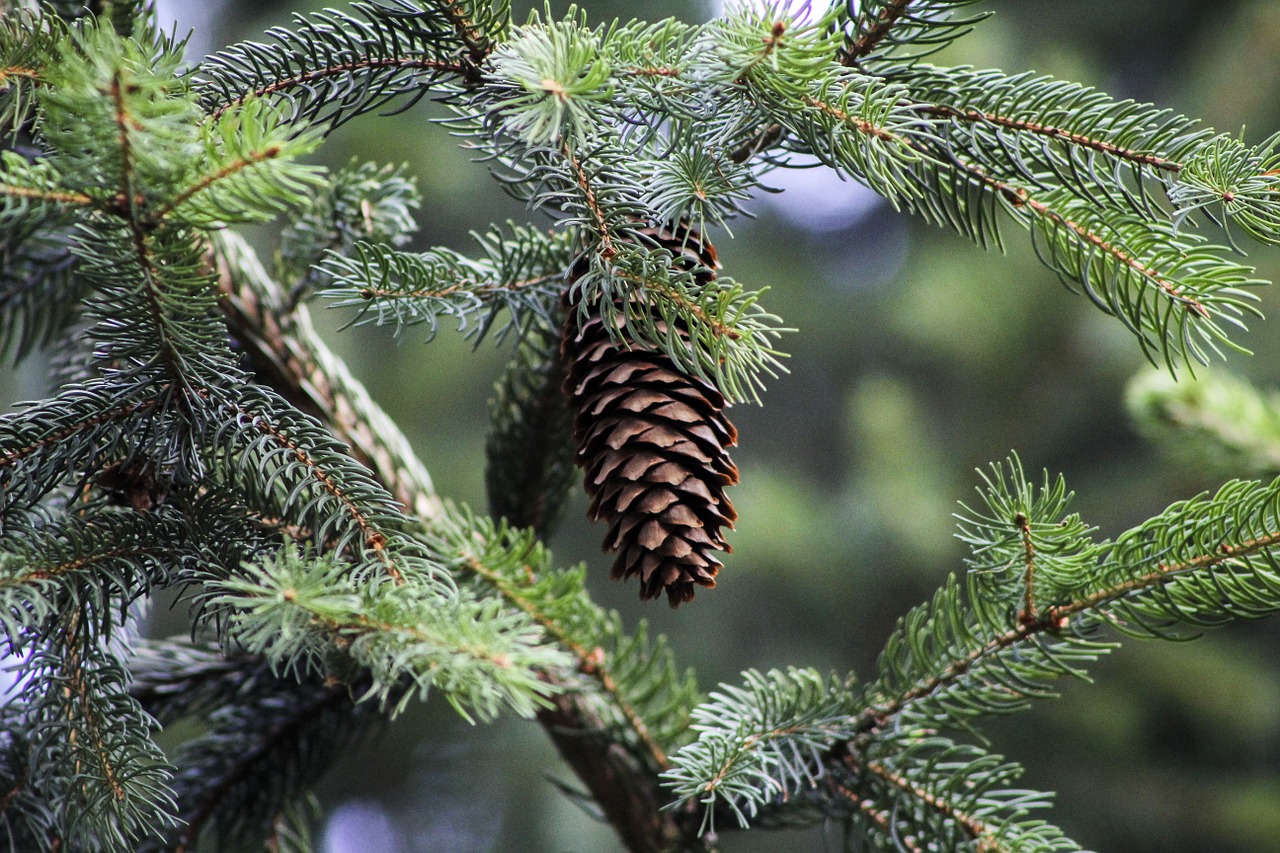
857 756 988 844
166 680 351 853
786 87 1259 366
921 103 1184 173
838 0 988 66
460 552 671 770
320 231 572 344
1126 369 1280 478
195 2 489 131
222 396 405 581
206 57 468 124
566 143 619 259
13 3 1280 850
0 181 91 207
212 231 442 521
423 0 494 79
845 0 911 62
0 394 160 472
831 781 925 853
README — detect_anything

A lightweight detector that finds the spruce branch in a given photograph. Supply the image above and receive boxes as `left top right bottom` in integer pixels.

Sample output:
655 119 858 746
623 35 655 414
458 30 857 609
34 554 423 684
469 103 791 403
15 639 176 851
212 542 568 723
0 6 64 138
212 230 443 521
209 384 434 584
417 0 502 74
0 154 92 219
838 0 989 66
898 65 1205 214
432 512 706 848
569 241 789 404
11 2 1280 849
215 233 699 848
319 223 575 344
194 1 489 130
0 511 195 646
484 316 576 538
1170 131 1280 247
0 384 166 517
669 457 1280 840
158 97 325 227
277 158 422 297
429 508 702 766
0 215 83 364
774 74 1263 370
140 658 378 853
662 668 859 829
841 738 1079 853
485 12 614 148
127 638 262 724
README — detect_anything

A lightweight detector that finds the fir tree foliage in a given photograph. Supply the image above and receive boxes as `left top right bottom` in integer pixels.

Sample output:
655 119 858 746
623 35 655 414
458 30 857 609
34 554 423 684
319 221 576 343
668 456 1280 846
4 0 1280 850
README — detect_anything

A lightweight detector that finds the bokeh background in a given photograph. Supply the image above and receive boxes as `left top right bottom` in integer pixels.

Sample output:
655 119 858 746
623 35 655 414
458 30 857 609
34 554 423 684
9 0 1280 850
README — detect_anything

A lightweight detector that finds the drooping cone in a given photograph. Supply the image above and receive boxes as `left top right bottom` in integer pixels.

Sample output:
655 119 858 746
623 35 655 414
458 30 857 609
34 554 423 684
561 225 738 607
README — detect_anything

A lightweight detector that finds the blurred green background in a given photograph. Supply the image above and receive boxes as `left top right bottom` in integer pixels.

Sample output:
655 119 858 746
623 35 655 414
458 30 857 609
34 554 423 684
12 0 1280 850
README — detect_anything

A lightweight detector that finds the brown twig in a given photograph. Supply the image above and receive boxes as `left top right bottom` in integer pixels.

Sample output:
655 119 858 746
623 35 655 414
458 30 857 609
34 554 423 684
922 104 1184 173
1015 511 1037 625
844 0 913 64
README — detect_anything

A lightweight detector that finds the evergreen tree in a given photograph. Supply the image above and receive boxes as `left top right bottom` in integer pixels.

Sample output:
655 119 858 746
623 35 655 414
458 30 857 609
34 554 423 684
2 0 1280 850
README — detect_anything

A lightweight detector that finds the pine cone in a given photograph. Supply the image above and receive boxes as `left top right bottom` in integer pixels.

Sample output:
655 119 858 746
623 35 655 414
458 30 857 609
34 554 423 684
561 226 738 607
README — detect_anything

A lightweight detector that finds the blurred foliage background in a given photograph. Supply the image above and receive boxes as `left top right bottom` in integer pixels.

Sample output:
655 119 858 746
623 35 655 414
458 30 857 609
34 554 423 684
9 1 1280 850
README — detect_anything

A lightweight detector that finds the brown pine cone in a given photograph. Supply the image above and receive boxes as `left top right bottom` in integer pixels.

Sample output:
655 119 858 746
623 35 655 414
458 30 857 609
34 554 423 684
561 225 738 607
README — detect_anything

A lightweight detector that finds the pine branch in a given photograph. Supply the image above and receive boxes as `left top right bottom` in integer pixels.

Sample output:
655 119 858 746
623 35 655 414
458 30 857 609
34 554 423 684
194 1 494 130
318 222 575 345
212 230 443 521
838 0 989 66
773 73 1263 369
138 658 378 853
